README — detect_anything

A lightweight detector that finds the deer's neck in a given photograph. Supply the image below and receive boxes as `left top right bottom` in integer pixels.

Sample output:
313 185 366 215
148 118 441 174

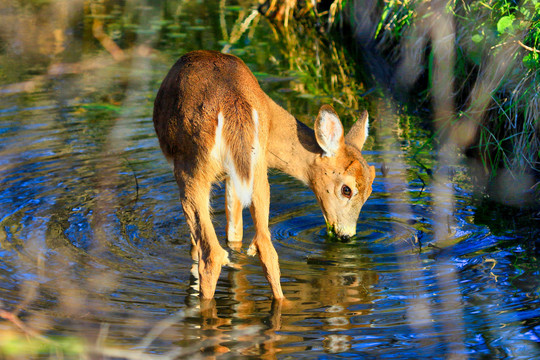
265 96 321 184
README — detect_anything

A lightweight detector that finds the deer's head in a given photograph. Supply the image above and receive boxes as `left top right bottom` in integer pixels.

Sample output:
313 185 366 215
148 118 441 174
308 105 376 240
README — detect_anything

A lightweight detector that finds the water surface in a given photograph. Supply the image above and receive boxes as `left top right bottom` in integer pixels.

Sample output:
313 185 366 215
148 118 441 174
0 1 539 359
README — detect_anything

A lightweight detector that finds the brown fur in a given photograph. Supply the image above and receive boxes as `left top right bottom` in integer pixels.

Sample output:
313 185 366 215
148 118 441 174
153 50 258 181
153 50 375 300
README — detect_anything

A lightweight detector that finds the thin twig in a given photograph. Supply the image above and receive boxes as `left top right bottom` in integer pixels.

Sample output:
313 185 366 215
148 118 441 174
517 40 540 53
415 171 427 196
0 308 52 343
222 9 260 53
123 157 140 203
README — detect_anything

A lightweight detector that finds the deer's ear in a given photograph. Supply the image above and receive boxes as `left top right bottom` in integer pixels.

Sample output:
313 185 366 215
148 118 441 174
315 105 344 157
345 110 369 150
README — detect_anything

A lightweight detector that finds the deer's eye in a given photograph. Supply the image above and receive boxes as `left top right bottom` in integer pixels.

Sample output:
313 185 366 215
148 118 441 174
341 185 352 198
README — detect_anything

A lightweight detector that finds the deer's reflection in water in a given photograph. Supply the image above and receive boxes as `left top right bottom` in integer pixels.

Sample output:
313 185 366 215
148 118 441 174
187 240 379 359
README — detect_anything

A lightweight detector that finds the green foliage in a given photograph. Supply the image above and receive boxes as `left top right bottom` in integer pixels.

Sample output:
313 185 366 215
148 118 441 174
355 0 540 185
497 14 515 34
453 0 539 180
0 332 85 358
374 0 416 40
251 16 368 127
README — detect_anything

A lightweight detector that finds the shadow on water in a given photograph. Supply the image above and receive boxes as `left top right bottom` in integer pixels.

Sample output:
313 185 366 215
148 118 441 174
0 0 539 359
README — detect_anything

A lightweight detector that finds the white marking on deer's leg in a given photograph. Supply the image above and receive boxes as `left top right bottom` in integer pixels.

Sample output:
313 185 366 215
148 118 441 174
228 165 253 208
226 178 243 249
210 112 226 163
225 179 237 240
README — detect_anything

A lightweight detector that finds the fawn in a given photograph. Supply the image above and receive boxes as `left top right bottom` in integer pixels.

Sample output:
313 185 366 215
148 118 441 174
153 50 375 299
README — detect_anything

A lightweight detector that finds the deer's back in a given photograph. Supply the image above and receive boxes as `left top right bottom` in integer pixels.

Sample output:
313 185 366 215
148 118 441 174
153 50 266 182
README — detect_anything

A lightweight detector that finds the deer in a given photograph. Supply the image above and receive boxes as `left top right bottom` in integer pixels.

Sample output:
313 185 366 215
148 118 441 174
153 50 375 300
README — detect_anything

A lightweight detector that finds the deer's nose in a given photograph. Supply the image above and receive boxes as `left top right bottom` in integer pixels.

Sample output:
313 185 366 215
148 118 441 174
334 223 356 238
339 234 352 242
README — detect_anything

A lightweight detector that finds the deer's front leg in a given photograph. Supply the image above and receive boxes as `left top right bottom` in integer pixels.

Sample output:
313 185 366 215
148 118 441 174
225 177 243 251
177 172 229 299
247 167 284 299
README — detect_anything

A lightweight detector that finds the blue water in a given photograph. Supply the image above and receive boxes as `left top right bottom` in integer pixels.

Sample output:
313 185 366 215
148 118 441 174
0 1 539 359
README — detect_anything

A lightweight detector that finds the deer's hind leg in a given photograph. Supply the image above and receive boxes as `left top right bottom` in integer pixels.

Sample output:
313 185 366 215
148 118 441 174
175 164 229 299
225 177 243 251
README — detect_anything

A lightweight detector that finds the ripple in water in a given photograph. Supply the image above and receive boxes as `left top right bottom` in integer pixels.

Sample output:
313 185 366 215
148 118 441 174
1 87 539 360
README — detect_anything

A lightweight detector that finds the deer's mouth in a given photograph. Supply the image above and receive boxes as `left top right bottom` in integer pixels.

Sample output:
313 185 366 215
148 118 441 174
326 223 356 242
